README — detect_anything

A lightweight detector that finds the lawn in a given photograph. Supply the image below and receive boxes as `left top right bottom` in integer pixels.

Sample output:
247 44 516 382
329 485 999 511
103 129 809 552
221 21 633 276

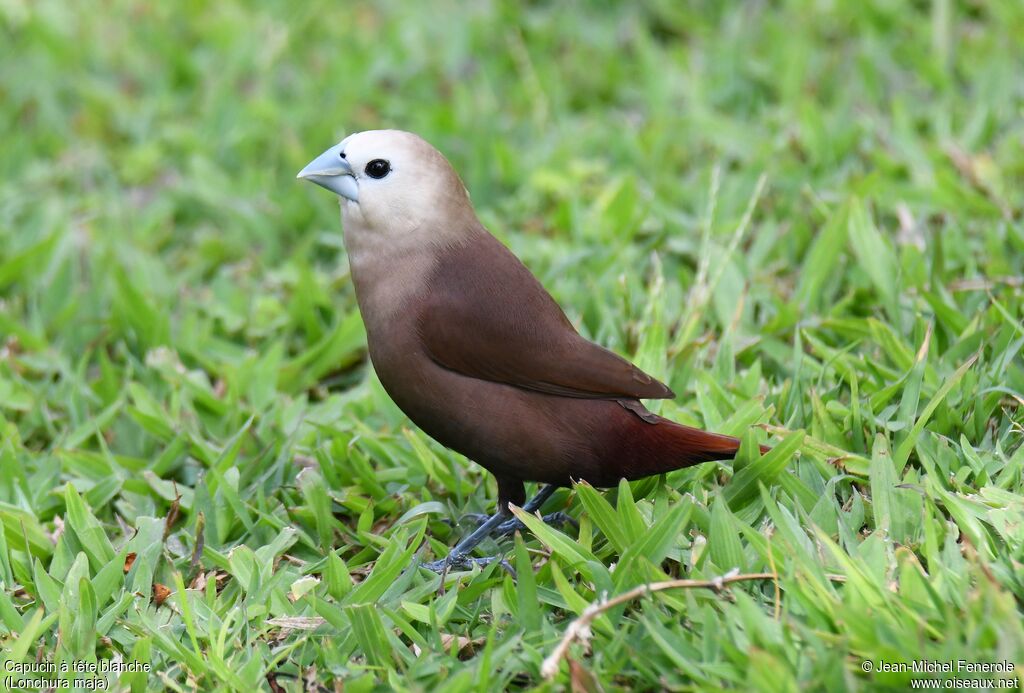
1 0 1023 690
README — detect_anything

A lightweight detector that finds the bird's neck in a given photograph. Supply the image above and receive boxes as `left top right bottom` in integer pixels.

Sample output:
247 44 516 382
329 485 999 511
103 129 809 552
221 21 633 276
339 204 483 329
342 227 432 330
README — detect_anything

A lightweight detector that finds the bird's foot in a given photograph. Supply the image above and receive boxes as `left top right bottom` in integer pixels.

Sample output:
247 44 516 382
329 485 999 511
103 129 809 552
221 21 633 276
495 511 578 536
421 552 515 576
422 485 562 579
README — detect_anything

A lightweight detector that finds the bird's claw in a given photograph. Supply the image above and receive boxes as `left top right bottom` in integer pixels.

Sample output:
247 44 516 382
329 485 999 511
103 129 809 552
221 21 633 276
421 553 515 576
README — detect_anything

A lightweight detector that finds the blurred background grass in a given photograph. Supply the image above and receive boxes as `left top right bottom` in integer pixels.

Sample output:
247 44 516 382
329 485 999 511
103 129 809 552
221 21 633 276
1 1 1023 691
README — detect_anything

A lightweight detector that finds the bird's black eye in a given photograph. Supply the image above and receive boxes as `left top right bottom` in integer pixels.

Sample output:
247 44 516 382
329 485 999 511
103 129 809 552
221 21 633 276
364 159 391 179
339 151 346 159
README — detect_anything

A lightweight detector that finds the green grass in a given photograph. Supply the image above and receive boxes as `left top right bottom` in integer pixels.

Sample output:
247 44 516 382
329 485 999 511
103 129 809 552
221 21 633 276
2 0 1023 690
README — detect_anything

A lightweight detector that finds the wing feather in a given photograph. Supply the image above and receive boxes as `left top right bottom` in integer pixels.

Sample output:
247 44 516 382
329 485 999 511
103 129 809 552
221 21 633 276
417 232 674 401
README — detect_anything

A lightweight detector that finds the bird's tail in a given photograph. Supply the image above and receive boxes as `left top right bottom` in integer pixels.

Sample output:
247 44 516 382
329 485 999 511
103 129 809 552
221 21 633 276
625 419 770 479
664 422 755 462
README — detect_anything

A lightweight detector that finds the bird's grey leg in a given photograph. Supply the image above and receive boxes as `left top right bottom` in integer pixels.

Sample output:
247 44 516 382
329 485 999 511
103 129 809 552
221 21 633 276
520 483 557 513
495 485 577 535
459 484 559 527
421 484 559 574
421 512 512 574
495 510 578 536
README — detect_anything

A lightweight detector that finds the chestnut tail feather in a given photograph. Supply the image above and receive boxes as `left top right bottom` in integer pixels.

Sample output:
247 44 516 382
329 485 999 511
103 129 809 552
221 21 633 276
629 420 771 479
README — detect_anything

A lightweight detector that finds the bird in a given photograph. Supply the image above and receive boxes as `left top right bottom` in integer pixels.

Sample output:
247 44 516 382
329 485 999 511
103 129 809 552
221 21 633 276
298 129 766 572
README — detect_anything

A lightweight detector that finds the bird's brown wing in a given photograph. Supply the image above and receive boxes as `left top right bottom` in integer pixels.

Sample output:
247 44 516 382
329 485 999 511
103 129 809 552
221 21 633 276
416 231 674 400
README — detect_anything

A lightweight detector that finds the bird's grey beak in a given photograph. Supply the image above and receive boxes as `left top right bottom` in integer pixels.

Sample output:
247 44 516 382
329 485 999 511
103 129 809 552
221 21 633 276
297 144 359 202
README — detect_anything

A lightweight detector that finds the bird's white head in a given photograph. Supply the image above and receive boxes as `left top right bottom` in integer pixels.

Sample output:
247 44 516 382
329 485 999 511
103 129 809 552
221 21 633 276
298 129 474 240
